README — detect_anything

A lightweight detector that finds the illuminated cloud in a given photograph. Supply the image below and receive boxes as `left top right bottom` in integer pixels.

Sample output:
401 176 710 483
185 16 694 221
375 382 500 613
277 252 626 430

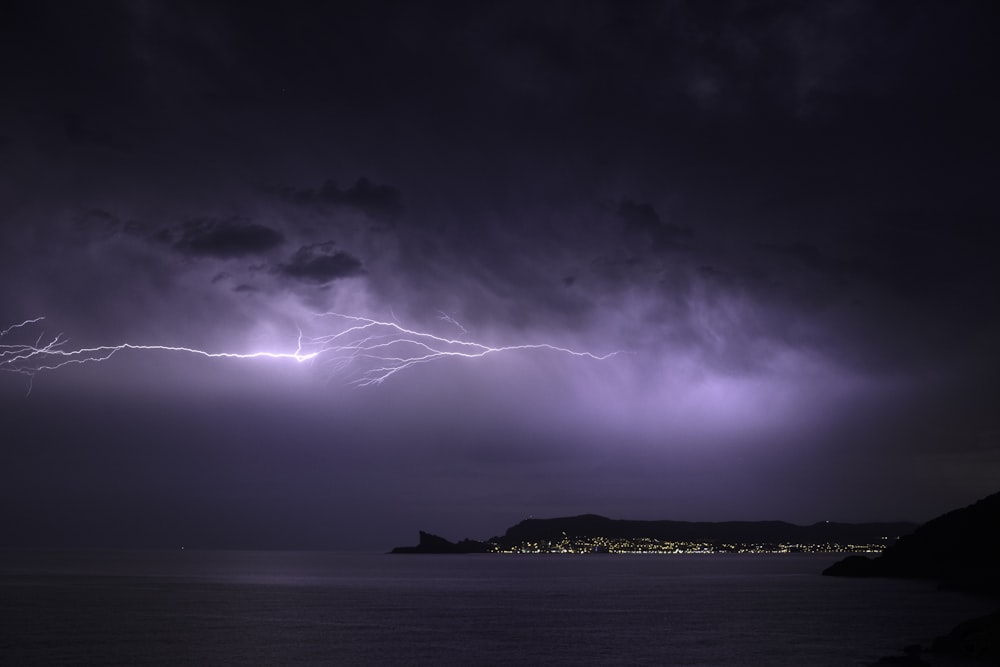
0 0 997 548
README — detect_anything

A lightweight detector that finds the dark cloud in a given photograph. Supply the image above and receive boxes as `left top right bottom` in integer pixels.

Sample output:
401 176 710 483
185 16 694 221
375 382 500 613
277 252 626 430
617 200 693 250
75 208 123 242
168 219 285 258
280 242 365 284
62 111 128 151
760 242 870 282
856 208 999 300
276 177 402 221
1 0 998 549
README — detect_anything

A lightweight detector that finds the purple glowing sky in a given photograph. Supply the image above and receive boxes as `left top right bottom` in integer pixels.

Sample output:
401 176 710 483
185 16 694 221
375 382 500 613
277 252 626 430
1 1 998 548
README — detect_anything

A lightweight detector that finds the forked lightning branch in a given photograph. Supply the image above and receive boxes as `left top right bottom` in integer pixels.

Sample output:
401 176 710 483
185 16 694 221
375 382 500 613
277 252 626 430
1 313 618 389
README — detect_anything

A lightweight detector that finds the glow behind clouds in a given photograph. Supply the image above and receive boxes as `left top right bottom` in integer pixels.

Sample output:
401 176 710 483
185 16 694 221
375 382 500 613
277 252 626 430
1 0 998 548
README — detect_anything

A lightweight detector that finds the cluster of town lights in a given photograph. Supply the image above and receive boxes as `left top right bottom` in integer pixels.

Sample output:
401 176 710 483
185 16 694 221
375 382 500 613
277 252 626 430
491 537 888 555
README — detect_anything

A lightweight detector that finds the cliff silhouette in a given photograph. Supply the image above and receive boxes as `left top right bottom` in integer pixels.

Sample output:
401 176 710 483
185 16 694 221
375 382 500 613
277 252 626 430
824 490 1000 665
390 531 491 554
823 490 1000 594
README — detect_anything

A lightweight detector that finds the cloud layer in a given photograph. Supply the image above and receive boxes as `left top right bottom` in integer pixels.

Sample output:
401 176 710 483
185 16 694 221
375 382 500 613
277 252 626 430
1 0 998 547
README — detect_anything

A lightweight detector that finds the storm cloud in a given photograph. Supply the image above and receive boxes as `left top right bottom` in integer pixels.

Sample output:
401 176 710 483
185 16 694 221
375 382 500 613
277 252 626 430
168 219 285 258
1 0 998 549
276 178 403 222
617 200 693 250
280 243 365 284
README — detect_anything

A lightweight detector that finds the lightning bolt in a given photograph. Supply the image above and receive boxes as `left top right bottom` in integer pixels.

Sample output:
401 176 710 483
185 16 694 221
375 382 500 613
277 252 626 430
0 317 316 385
437 310 468 335
2 314 619 390
1 317 45 337
303 312 619 387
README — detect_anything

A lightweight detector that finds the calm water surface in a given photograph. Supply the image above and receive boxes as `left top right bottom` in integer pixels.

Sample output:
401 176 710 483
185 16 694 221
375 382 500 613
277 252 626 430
0 550 995 666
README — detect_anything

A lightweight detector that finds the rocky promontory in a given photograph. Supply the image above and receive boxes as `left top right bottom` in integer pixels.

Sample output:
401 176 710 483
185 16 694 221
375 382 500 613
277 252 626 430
389 531 491 554
823 490 1000 595
824 490 1000 665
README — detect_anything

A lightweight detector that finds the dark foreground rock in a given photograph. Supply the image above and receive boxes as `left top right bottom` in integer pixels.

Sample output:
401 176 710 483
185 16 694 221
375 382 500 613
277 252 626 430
823 490 1000 595
823 554 879 577
930 609 1000 665
873 612 1000 666
825 490 1000 666
870 646 929 666
390 531 491 554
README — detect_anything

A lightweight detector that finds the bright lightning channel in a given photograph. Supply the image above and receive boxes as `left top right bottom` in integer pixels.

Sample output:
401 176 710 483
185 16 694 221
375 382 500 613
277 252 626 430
1 314 619 388
305 312 619 387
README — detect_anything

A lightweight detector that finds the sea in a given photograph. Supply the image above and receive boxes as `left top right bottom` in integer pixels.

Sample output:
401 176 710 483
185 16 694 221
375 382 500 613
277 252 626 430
1 550 996 666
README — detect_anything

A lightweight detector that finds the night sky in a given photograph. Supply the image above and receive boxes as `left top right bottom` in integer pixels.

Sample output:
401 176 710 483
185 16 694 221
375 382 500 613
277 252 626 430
2 1 998 549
